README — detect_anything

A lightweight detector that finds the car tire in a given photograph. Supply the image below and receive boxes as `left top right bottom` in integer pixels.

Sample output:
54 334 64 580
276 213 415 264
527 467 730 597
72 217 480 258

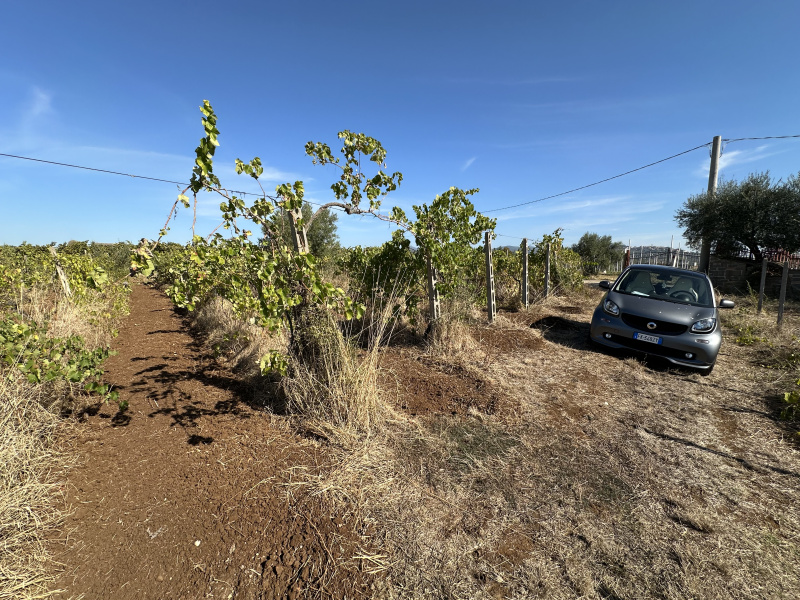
699 363 715 376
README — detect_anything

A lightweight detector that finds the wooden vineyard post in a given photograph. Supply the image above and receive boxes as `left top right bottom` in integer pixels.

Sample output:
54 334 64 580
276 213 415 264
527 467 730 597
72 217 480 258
48 246 72 298
485 231 496 323
544 242 551 299
757 258 768 314
777 261 789 328
521 238 529 309
426 254 440 323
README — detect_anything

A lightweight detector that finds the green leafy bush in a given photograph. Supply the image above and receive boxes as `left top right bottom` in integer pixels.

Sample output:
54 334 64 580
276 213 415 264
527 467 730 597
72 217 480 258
0 316 120 406
338 231 425 322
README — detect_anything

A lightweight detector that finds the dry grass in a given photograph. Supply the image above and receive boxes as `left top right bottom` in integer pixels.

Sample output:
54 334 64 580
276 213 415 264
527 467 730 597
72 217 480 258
0 377 72 600
302 285 800 599
13 284 129 352
193 296 286 380
425 298 484 359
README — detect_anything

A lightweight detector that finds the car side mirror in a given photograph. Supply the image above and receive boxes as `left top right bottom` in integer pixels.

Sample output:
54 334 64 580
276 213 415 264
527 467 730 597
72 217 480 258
599 280 611 290
718 299 735 309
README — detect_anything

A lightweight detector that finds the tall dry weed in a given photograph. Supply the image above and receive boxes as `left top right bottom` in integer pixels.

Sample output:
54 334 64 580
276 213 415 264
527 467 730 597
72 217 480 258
191 292 397 443
425 297 482 359
283 303 400 444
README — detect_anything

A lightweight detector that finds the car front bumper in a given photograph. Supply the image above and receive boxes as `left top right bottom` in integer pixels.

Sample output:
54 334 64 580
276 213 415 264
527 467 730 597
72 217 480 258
589 305 721 369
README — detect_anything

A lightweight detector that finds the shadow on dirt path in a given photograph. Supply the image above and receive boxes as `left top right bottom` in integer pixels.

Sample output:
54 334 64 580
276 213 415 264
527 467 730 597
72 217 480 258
52 284 370 600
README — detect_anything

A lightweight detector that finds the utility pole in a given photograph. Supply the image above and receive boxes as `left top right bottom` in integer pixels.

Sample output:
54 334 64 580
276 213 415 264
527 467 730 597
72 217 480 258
699 135 722 273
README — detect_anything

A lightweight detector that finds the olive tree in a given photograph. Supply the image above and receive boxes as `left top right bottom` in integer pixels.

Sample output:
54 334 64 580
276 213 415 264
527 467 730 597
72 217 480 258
572 232 625 274
675 172 800 262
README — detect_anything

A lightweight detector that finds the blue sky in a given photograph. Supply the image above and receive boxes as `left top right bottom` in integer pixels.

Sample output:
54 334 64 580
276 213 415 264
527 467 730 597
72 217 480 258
2 1 799 250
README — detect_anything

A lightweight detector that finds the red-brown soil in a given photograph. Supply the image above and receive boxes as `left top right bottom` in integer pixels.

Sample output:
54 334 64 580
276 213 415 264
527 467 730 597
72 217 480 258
379 350 506 416
51 284 372 600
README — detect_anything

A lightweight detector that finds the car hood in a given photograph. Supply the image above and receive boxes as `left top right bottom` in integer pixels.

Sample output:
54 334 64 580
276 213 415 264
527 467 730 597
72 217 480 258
609 291 717 324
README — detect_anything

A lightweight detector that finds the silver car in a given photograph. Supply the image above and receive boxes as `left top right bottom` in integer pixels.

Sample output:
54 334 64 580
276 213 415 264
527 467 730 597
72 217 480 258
589 265 734 374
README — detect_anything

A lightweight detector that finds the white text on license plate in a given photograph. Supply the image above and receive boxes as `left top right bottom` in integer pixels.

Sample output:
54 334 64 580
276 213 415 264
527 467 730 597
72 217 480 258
634 332 662 345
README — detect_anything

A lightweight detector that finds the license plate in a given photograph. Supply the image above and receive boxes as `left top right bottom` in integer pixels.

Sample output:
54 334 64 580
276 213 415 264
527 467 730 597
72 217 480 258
634 332 662 345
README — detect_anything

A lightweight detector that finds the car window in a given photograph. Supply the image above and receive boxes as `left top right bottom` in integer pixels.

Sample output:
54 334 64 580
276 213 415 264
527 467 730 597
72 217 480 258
614 269 712 306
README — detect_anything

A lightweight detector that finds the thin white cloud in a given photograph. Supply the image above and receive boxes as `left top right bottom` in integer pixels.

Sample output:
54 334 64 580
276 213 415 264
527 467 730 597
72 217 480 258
73 145 189 163
694 144 783 177
2 85 57 152
195 194 226 218
559 204 664 232
492 195 631 221
216 162 299 187
27 87 53 119
509 94 680 115
461 156 477 172
444 76 581 86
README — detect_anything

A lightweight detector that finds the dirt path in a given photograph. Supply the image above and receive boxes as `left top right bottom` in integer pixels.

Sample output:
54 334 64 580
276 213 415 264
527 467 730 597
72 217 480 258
52 284 368 600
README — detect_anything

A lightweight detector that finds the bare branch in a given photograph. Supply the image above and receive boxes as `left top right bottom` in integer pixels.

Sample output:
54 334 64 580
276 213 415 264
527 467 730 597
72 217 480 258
309 202 409 231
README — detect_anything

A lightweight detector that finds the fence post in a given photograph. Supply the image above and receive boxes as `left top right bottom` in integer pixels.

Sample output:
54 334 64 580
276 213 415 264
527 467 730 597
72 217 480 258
777 261 789 328
757 257 768 314
485 231 496 322
48 246 72 298
426 254 440 323
521 238 529 309
623 248 630 270
544 242 551 299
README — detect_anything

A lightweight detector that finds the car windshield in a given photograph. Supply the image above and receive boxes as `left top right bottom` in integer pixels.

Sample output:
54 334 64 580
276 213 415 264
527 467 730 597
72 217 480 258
614 268 713 307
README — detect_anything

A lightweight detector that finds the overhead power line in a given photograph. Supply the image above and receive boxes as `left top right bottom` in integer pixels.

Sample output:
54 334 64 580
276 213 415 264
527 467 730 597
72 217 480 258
0 152 296 203
0 151 335 210
482 142 711 214
495 232 525 241
0 152 190 187
723 134 800 142
4 132 800 218
482 134 800 215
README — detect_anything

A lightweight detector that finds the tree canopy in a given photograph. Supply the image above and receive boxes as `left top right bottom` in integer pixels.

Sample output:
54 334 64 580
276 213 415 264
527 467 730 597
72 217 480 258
675 172 800 262
571 232 625 274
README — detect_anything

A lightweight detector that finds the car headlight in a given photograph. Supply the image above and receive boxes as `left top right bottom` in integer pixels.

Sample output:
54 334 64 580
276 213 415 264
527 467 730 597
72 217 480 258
691 317 716 333
603 298 620 316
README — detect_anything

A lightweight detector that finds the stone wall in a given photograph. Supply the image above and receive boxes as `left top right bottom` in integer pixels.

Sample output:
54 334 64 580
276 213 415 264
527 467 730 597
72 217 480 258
709 255 800 298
